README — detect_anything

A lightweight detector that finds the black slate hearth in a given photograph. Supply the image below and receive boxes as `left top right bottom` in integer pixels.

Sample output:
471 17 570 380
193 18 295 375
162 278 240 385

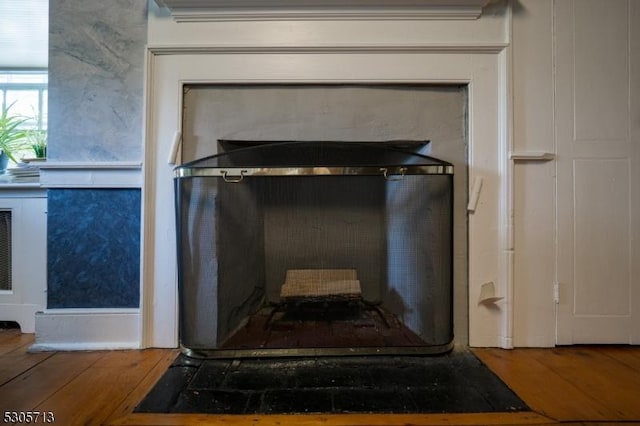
135 350 528 415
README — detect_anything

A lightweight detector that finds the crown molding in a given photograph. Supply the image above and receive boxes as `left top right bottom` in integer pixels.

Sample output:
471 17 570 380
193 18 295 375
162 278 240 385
154 0 492 22
147 42 508 55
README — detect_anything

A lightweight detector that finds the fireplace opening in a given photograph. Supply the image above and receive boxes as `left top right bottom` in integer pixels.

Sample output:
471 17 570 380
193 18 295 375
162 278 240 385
174 141 453 358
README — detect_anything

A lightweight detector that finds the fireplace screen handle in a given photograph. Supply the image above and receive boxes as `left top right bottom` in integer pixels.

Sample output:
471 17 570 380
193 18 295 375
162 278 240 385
221 170 247 183
380 167 407 181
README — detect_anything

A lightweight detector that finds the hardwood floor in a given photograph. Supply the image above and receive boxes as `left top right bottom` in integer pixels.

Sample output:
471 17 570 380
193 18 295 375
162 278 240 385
0 328 639 425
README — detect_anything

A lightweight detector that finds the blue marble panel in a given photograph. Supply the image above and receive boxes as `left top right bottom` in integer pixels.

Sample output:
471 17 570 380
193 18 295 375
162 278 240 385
47 189 141 309
48 0 147 162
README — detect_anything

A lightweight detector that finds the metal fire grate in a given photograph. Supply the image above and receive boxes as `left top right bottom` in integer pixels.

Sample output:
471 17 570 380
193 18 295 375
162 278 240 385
0 211 12 291
280 269 362 301
174 141 454 358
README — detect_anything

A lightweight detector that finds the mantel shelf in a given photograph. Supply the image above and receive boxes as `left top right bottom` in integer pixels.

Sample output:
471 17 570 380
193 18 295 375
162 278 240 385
154 0 492 22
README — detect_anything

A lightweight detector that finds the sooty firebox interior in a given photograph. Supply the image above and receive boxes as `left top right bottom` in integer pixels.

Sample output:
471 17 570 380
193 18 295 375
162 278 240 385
174 140 453 358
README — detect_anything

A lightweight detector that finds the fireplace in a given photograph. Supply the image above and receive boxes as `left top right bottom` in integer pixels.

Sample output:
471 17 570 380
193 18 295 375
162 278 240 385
175 141 453 357
143 1 510 350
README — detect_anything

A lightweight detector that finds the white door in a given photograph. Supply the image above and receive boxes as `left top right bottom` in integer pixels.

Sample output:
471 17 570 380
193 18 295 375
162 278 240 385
555 0 640 344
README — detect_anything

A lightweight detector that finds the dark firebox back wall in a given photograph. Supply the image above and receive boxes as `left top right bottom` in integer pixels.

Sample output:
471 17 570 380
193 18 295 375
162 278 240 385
181 84 468 345
261 176 386 303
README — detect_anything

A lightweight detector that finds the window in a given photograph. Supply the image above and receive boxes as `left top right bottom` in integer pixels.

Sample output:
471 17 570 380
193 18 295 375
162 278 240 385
0 0 48 163
0 72 48 130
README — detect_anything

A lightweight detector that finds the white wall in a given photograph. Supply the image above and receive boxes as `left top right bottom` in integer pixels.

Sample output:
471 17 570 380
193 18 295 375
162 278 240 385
511 0 556 347
32 0 633 350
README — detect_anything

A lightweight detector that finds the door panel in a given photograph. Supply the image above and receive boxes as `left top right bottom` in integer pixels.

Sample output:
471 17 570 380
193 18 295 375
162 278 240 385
573 159 630 316
555 0 639 344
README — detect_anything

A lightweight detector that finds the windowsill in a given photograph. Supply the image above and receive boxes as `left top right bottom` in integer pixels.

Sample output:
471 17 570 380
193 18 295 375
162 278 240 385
0 177 45 196
0 181 46 198
0 181 41 188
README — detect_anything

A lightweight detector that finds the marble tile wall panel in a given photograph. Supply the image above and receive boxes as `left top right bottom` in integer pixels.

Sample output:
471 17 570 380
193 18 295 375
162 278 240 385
47 189 141 308
48 0 147 161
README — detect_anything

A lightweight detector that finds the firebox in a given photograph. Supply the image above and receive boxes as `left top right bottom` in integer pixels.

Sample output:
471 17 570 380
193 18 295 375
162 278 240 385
174 140 453 358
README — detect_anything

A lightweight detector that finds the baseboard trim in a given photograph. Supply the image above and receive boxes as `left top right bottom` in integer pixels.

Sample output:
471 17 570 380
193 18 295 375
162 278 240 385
31 309 142 351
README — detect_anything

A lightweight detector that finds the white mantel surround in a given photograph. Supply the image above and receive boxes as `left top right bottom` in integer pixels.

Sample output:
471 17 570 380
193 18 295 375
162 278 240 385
142 0 513 349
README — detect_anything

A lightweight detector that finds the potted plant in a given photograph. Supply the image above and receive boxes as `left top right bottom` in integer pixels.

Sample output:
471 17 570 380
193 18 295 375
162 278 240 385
25 128 47 159
0 102 28 171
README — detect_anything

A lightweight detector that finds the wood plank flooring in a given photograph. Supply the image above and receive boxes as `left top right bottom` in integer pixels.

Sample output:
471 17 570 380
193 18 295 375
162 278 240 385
0 328 639 425
474 346 640 423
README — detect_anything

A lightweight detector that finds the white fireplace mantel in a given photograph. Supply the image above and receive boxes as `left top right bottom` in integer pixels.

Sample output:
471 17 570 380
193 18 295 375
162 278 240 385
154 0 492 22
138 1 513 351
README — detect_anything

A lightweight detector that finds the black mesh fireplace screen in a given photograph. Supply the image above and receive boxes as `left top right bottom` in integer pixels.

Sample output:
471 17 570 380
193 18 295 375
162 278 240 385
174 141 453 358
